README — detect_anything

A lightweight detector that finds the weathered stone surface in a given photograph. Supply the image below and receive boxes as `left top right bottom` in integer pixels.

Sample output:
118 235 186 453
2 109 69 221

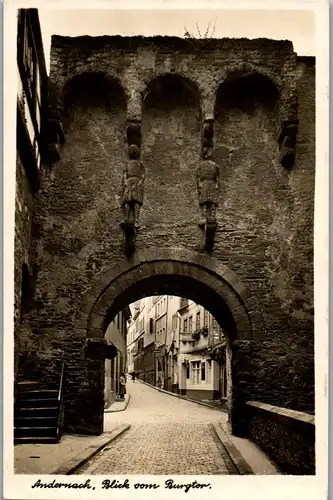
17 37 315 435
14 154 36 380
246 401 315 474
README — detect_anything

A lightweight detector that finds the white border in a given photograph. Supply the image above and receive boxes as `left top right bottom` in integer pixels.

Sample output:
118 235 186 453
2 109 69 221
3 1 329 499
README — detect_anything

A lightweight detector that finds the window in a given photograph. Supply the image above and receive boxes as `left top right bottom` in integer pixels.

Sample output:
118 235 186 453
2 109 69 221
201 362 206 381
180 298 188 309
204 310 209 327
212 317 219 340
149 318 154 334
196 311 201 330
188 316 193 333
184 319 188 332
172 314 178 330
191 361 200 384
207 361 211 383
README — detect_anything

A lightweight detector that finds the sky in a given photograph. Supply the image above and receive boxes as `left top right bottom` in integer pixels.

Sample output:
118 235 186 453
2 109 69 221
38 8 316 73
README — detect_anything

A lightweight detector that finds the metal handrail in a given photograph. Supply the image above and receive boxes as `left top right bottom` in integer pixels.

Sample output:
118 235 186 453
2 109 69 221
57 361 66 442
58 361 65 402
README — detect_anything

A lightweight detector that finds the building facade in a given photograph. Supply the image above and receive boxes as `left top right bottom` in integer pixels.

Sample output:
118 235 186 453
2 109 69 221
15 9 48 385
127 296 228 404
104 307 131 409
178 298 228 402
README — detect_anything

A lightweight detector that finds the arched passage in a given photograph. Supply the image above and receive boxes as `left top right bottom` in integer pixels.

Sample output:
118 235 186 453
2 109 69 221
75 248 262 436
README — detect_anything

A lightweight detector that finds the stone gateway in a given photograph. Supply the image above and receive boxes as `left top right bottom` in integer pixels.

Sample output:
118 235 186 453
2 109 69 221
15 35 315 443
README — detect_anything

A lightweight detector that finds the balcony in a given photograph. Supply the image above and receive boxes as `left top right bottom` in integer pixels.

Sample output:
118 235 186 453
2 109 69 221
178 298 189 312
179 333 195 343
209 329 226 347
191 327 208 341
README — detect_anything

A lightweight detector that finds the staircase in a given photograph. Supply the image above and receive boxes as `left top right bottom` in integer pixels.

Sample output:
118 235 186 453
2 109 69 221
14 362 65 444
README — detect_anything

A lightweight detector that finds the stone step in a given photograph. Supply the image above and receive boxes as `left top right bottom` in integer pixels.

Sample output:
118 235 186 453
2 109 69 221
14 436 58 444
15 407 59 417
16 380 41 393
15 397 59 408
14 426 58 438
17 390 58 400
15 416 58 427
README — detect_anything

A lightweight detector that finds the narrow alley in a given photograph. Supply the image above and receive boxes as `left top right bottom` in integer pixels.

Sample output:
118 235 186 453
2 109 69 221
77 378 238 475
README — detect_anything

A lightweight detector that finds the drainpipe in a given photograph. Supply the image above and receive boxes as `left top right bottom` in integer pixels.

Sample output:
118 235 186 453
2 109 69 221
154 301 157 386
165 296 169 390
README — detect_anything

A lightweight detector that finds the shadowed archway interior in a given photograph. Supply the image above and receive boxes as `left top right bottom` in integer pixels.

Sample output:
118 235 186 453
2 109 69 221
103 275 237 341
77 249 257 434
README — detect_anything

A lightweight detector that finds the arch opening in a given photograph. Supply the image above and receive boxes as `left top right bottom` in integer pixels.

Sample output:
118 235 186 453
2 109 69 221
215 72 279 116
57 71 127 215
101 274 238 343
77 251 257 436
141 75 201 227
63 71 127 124
143 74 201 111
212 71 281 224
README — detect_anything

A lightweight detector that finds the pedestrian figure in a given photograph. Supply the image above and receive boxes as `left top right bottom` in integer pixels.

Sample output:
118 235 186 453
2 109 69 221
132 371 136 382
119 373 127 400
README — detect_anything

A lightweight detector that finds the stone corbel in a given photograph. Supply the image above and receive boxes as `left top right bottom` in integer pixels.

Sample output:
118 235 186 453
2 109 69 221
202 113 215 149
277 118 299 168
85 338 108 360
86 338 118 361
126 118 142 150
43 82 65 169
121 220 137 256
202 216 217 253
277 93 299 168
45 110 65 167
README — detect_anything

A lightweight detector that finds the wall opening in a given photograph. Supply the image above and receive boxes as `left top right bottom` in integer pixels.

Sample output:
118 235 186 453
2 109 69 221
141 74 201 228
63 71 127 124
78 251 255 436
105 293 233 414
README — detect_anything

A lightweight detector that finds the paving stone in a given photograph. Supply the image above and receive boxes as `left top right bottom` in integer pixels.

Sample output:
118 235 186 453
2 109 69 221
77 379 236 475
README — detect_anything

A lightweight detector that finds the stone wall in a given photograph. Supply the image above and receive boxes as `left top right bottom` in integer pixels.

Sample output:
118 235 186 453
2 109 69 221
233 56 316 425
246 401 315 474
14 153 36 380
23 36 315 434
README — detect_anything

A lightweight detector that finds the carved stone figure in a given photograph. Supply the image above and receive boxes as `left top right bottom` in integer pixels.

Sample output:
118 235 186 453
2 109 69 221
122 144 145 228
197 146 220 224
278 95 299 168
278 120 299 168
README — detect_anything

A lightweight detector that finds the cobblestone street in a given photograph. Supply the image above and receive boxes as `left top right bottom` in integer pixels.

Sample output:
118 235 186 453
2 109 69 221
77 379 237 475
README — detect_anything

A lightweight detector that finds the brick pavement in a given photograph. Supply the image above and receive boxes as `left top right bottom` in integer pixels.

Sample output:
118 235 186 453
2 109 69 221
78 378 237 475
